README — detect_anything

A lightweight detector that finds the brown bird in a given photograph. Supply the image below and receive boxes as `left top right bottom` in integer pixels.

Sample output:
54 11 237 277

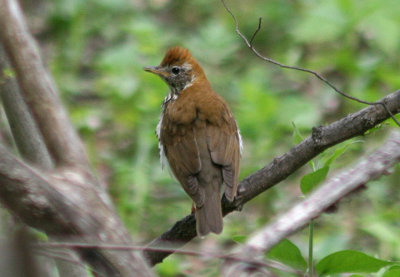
144 47 241 236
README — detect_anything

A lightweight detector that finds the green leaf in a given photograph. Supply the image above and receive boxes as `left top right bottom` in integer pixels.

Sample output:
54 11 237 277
291 122 304 144
232 235 247 244
361 221 400 248
322 140 362 167
383 265 400 277
156 257 181 277
2 68 14 78
266 239 307 271
300 166 329 195
316 250 394 276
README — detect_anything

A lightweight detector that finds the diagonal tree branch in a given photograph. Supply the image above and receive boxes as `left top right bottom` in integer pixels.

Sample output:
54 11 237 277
144 89 400 265
0 142 154 276
0 0 88 167
223 130 400 276
0 143 84 233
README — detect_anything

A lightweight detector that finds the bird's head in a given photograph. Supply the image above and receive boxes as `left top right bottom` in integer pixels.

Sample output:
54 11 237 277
144 47 205 95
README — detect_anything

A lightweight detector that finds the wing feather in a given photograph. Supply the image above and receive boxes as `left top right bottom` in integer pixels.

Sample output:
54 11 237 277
206 111 241 201
161 122 205 206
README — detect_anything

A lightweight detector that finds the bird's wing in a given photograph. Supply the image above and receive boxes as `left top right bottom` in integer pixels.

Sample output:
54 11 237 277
206 109 241 201
161 119 205 206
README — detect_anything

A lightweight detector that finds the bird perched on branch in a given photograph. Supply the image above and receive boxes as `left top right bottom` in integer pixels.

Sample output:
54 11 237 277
144 47 241 236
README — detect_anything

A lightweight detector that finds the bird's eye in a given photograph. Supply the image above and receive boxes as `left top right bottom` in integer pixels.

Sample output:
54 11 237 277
171 66 180 75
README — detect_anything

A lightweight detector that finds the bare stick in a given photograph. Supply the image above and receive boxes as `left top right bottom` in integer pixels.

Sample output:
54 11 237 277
34 249 104 277
220 0 400 127
249 17 262 47
144 89 400 265
37 242 303 276
223 130 400 276
0 0 89 167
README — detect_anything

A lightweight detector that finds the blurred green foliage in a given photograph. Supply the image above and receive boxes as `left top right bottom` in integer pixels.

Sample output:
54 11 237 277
23 0 400 275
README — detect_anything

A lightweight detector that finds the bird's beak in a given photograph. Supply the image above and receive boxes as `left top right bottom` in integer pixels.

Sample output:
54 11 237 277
143 65 165 76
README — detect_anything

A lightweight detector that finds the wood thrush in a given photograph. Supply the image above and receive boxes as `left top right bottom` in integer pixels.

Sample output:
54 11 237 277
144 47 241 236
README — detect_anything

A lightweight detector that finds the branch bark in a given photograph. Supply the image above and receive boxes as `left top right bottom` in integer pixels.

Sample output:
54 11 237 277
0 0 87 168
144 89 400 265
1 44 90 277
0 45 52 167
223 130 400 276
0 0 153 275
0 128 153 276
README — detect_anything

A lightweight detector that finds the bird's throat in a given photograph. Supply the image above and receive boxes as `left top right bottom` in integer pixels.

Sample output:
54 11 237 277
165 81 194 103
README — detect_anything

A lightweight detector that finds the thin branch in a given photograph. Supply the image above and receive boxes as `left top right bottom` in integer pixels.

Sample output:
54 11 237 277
34 249 104 277
144 89 400 265
38 242 303 276
220 0 400 127
47 245 92 277
249 17 262 47
0 0 89 167
223 130 400 276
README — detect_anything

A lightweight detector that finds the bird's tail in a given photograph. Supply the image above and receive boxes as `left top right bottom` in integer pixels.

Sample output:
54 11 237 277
195 179 223 237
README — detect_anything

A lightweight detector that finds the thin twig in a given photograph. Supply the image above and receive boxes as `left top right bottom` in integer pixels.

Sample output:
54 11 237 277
220 0 400 127
38 242 303 276
249 17 262 47
34 249 105 277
